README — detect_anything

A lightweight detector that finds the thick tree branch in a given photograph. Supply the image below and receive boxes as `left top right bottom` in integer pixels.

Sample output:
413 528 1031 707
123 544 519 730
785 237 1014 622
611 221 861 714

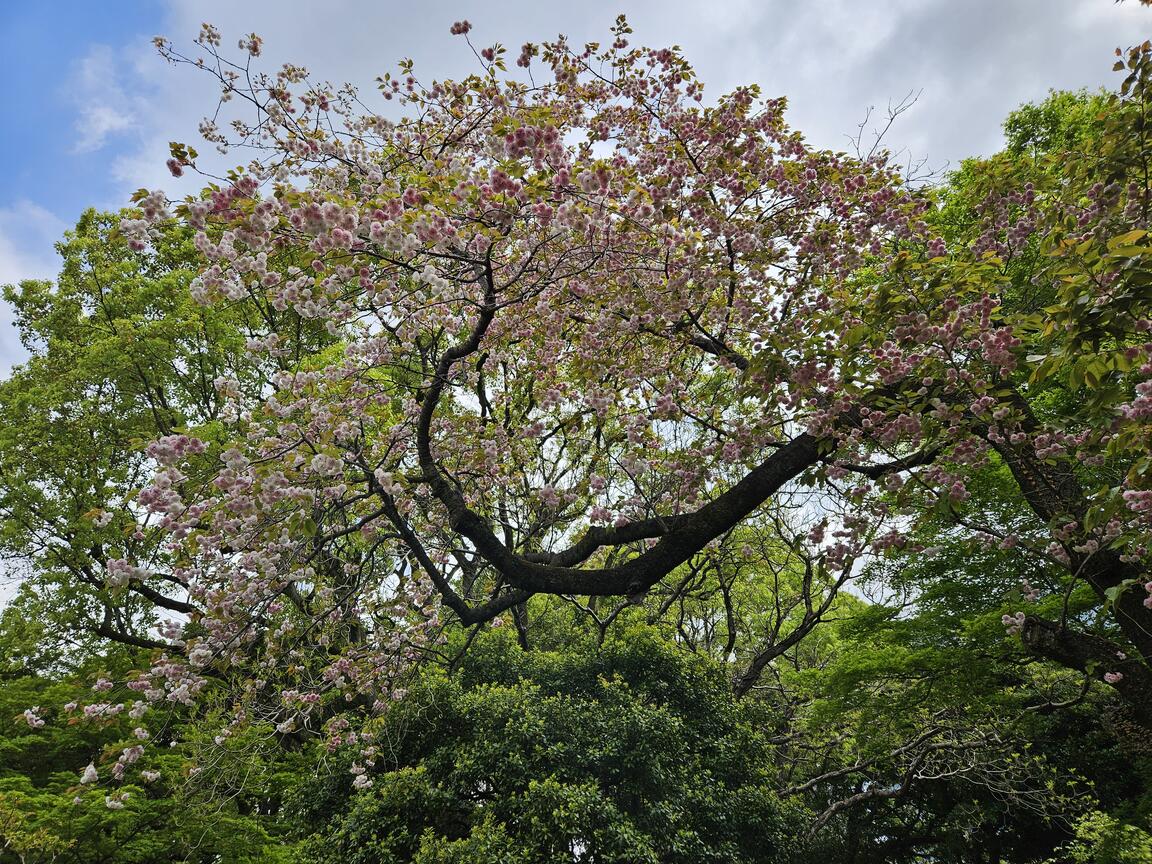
1021 615 1152 727
838 446 942 480
411 261 828 607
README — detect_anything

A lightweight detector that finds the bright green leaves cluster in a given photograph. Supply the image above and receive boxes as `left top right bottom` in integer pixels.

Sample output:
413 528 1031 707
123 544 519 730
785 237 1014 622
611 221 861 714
1055 810 1152 864
1 211 221 623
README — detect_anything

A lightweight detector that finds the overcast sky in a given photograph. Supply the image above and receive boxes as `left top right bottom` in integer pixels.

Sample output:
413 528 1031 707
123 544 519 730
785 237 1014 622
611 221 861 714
0 0 1148 375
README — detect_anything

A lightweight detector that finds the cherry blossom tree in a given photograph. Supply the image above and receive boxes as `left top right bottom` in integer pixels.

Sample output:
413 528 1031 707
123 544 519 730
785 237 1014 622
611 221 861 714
93 20 1152 764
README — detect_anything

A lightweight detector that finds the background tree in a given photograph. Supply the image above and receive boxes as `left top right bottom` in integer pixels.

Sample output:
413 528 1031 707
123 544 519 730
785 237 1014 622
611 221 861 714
0 208 337 657
286 627 803 864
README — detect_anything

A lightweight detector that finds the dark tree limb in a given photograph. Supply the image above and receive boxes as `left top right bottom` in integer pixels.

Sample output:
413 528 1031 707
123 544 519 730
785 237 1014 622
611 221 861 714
409 262 829 608
1021 615 1152 727
838 446 942 480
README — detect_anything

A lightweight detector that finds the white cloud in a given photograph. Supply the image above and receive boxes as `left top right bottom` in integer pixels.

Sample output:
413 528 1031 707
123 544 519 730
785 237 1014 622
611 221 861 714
67 41 168 155
0 200 66 373
74 103 135 154
1072 0 1149 26
68 44 143 154
0 200 63 285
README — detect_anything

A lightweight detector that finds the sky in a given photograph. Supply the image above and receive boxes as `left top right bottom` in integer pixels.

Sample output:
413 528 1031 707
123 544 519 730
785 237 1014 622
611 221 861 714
0 0 1148 375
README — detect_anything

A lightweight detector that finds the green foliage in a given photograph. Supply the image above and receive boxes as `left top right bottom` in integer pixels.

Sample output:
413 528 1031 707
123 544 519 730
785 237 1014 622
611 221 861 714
289 627 804 864
1002 89 1109 155
1054 811 1152 864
